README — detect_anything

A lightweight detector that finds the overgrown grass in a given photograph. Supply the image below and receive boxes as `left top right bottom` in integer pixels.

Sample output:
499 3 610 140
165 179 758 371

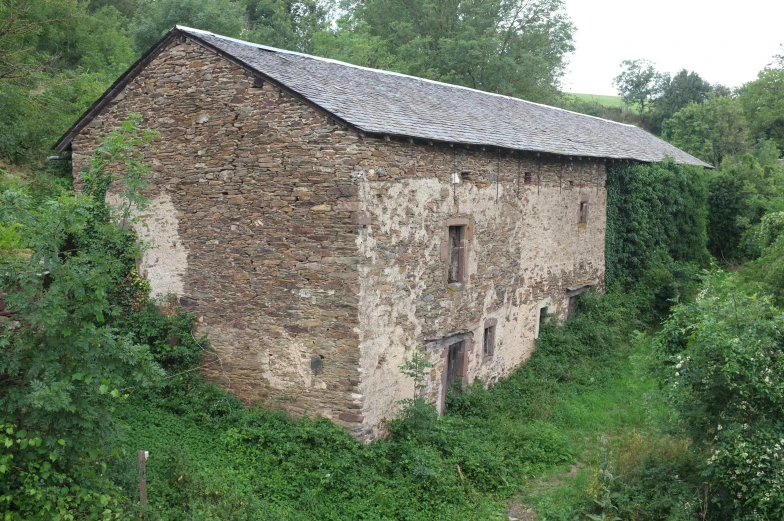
106 290 678 520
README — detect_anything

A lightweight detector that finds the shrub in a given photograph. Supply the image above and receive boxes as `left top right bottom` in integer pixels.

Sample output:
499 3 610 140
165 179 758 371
0 115 163 519
606 160 710 288
654 272 784 517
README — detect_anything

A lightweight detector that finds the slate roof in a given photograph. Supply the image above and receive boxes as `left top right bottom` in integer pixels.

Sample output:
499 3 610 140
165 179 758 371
55 26 710 167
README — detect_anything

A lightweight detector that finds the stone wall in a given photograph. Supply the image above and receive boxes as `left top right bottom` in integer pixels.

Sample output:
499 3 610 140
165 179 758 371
352 147 606 437
71 37 368 430
70 35 606 440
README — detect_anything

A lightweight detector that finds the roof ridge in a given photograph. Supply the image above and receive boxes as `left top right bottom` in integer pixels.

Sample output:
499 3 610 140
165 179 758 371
176 25 639 131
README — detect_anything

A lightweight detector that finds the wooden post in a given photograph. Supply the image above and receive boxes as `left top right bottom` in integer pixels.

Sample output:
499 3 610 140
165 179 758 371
138 450 147 506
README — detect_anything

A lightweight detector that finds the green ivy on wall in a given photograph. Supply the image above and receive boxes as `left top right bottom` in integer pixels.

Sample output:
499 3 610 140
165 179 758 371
605 159 710 288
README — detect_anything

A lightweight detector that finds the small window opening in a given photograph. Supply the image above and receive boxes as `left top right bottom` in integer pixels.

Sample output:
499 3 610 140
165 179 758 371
448 225 466 283
579 201 589 224
524 172 532 184
483 325 495 357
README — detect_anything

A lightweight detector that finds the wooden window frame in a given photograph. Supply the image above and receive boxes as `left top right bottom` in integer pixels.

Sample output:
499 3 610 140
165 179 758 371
440 218 473 285
483 318 497 359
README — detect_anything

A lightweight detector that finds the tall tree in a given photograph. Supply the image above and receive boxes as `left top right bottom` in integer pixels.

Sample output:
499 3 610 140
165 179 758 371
650 69 712 133
738 67 784 153
612 59 663 124
128 0 246 52
316 0 575 104
245 0 332 53
0 0 135 163
663 96 751 166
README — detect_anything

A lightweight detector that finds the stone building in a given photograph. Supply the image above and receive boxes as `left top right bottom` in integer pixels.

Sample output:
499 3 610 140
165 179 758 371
55 27 708 439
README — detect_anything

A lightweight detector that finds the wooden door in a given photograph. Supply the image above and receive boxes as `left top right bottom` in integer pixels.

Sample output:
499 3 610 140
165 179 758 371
446 340 464 395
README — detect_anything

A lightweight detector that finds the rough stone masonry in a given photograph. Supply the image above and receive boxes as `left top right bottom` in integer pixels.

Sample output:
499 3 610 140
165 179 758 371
69 35 607 440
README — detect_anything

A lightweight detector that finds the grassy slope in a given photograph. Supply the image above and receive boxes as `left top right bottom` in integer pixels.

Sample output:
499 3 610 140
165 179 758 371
108 293 673 520
516 342 668 520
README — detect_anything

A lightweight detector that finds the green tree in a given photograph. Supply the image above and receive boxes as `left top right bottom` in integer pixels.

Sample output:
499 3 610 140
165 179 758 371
738 67 784 153
663 95 751 166
612 59 663 123
128 0 246 52
0 116 163 518
655 273 784 518
650 69 712 133
0 0 136 163
245 0 332 53
318 0 575 104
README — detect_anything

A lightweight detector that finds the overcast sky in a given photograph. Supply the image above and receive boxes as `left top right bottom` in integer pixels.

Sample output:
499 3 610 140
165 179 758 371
562 0 784 95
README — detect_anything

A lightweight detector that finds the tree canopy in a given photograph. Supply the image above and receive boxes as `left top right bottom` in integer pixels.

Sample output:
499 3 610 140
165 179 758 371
739 67 784 152
315 0 575 104
663 95 751 166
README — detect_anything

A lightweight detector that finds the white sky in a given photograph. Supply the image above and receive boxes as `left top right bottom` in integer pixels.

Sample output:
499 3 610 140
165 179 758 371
562 0 784 95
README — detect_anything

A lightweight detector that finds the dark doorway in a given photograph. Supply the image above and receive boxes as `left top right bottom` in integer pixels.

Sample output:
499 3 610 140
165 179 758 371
445 340 465 395
567 294 579 319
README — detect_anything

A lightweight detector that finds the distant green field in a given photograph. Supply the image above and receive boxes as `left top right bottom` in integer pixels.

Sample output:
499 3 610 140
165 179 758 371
568 92 625 108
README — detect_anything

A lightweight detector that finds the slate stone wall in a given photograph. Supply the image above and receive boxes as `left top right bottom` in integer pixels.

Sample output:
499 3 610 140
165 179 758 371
70 36 607 439
71 38 367 430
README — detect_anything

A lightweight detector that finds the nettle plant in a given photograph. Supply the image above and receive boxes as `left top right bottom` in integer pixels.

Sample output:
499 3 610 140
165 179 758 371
0 114 162 519
655 272 784 517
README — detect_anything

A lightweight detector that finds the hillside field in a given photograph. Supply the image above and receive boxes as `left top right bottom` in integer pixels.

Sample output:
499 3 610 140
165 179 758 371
567 93 625 108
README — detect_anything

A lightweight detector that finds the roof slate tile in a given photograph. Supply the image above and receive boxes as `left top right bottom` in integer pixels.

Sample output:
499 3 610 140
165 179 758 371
182 28 709 167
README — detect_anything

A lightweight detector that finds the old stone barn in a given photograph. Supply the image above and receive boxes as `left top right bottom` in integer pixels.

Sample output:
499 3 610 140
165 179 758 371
55 26 707 439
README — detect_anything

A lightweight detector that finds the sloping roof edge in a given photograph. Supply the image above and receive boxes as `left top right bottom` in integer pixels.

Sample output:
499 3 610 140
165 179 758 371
54 29 178 153
54 27 358 153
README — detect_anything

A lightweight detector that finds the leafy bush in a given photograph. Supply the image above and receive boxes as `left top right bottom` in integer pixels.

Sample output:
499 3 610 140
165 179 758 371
585 431 706 521
654 272 784 517
97 286 646 520
0 116 165 519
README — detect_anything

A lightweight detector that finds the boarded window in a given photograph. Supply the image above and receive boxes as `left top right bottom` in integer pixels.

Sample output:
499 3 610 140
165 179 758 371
483 325 495 357
579 201 589 224
448 225 466 283
524 172 532 184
